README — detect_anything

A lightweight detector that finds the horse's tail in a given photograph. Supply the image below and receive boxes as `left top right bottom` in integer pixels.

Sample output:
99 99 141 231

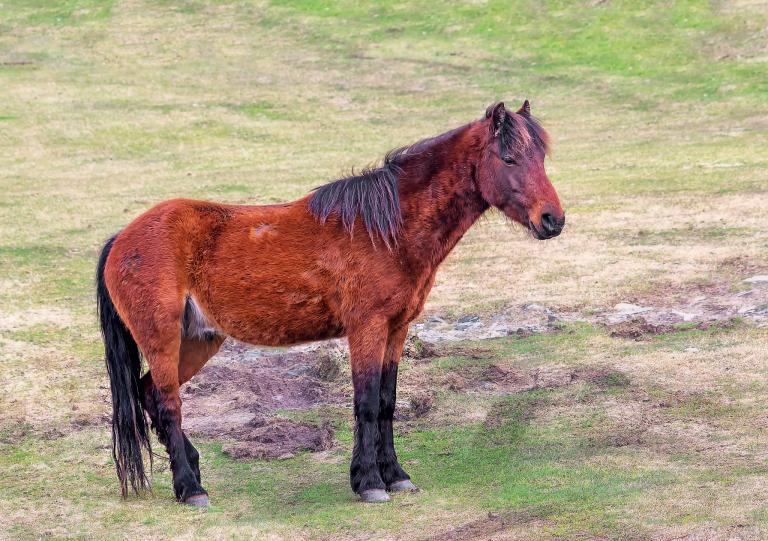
96 234 152 497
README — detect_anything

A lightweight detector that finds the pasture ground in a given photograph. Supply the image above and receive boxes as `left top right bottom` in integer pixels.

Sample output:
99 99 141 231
1 1 767 539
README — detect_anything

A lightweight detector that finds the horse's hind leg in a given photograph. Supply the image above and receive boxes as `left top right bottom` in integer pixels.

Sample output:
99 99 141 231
131 322 206 507
178 335 225 482
141 335 224 494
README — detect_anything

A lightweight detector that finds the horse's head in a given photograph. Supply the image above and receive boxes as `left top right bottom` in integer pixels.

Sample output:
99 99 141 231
476 101 564 240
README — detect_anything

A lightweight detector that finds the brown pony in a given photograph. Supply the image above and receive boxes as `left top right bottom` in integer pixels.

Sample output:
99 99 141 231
96 101 564 506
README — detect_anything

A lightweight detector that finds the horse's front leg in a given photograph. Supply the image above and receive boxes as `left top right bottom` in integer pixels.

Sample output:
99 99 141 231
348 318 389 502
378 325 417 492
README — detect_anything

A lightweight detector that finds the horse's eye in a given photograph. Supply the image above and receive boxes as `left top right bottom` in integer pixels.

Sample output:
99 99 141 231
502 155 518 166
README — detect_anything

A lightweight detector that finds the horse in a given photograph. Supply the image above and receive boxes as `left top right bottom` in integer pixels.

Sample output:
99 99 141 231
96 100 565 507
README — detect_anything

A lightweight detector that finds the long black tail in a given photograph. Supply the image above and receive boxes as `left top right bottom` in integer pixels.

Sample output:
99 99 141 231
96 235 152 497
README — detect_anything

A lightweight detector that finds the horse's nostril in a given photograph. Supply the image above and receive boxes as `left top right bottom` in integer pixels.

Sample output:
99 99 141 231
541 213 556 233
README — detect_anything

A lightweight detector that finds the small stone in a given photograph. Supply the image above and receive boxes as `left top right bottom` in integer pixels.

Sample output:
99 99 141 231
670 310 696 322
614 303 651 315
684 347 699 353
744 275 768 284
285 365 311 377
457 314 481 324
523 303 546 312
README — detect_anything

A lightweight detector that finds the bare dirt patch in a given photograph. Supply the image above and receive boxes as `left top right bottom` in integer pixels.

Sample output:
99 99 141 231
220 418 334 460
608 318 677 340
181 341 346 460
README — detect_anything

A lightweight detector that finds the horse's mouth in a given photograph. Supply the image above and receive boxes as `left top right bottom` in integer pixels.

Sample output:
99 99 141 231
528 217 565 240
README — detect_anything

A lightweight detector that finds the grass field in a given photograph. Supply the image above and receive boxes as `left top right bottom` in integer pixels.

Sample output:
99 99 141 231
1 1 768 539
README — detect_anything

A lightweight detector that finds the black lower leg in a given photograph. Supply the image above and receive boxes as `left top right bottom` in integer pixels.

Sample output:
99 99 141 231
157 394 205 501
141 374 201 484
377 362 410 485
182 433 201 484
350 370 386 494
144 380 205 501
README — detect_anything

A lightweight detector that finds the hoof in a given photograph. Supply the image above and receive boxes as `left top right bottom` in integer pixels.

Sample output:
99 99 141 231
183 493 209 508
359 489 390 503
387 479 418 492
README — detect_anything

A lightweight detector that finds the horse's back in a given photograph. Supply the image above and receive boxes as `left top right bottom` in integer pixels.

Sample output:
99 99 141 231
102 198 289 323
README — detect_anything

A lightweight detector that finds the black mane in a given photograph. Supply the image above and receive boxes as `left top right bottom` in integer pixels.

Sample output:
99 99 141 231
308 147 408 249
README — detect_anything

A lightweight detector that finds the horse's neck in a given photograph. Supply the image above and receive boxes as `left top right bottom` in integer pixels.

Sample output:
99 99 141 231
397 130 488 273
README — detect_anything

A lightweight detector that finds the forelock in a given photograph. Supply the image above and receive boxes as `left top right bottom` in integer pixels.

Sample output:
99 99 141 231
495 113 550 157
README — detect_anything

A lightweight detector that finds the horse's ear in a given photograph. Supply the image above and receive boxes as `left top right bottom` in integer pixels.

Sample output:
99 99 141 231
486 102 506 137
517 99 531 117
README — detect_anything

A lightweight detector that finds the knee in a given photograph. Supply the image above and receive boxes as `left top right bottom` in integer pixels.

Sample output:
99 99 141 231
379 395 395 419
355 388 380 423
353 374 381 423
154 392 182 432
355 399 379 423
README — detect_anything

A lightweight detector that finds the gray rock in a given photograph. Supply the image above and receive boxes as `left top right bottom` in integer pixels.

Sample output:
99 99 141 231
613 303 651 315
669 310 696 322
744 275 768 284
286 365 311 377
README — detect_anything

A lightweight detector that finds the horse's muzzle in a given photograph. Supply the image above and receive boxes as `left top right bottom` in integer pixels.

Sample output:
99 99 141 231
531 212 565 240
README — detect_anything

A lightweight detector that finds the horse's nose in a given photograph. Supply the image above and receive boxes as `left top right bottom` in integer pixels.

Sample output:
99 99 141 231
540 212 564 238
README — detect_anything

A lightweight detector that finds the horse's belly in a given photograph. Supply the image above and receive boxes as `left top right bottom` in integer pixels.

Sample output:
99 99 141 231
201 277 344 347
226 307 344 347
